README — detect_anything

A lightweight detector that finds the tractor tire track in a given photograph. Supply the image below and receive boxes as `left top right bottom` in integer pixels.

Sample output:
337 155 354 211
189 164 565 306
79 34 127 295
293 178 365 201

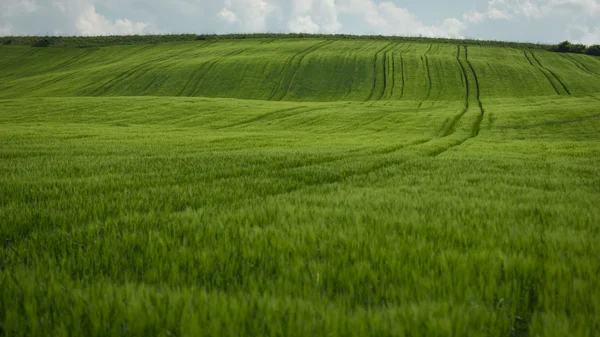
136 45 215 95
522 50 561 96
397 43 413 100
465 46 484 137
44 48 98 73
0 49 40 74
284 40 335 100
215 106 311 129
186 48 252 97
88 46 165 95
441 45 470 137
177 65 206 96
422 44 434 102
268 40 332 101
96 44 202 95
266 45 313 100
379 43 400 100
384 43 408 100
388 53 395 99
561 54 600 79
150 45 237 97
530 51 571 95
366 42 396 101
343 54 359 100
188 60 222 97
343 40 381 100
433 45 484 157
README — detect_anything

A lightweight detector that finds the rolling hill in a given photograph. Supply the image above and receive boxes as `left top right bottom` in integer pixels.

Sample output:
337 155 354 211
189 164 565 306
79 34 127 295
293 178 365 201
2 39 600 100
1 38 600 337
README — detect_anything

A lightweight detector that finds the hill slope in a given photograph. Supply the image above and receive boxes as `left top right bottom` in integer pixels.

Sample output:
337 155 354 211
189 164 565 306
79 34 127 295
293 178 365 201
1 39 600 100
1 38 600 337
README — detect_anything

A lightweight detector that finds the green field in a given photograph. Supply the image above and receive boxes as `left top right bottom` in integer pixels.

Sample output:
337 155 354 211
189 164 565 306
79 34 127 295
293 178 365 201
1 38 600 336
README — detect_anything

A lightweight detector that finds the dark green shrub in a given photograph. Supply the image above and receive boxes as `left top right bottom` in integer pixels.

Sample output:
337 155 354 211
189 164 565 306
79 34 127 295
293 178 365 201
33 38 53 47
570 43 587 54
555 41 572 53
586 45 600 56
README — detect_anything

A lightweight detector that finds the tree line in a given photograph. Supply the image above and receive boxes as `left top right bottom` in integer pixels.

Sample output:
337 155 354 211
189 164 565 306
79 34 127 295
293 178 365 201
550 41 600 56
1 34 599 56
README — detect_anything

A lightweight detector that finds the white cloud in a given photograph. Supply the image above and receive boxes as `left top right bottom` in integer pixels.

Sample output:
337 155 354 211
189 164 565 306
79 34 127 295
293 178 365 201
289 0 341 33
567 24 600 44
0 0 150 36
0 0 39 16
337 0 466 38
488 7 513 19
289 16 321 33
463 10 486 24
218 0 278 32
0 24 14 36
76 4 147 35
469 0 600 21
463 0 600 43
218 8 239 24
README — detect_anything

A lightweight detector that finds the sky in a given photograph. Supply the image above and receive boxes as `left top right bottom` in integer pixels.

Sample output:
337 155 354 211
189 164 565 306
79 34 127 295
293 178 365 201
1 0 599 44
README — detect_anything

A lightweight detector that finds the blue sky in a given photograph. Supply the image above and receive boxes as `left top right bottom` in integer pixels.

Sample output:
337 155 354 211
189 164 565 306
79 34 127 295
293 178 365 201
1 0 599 44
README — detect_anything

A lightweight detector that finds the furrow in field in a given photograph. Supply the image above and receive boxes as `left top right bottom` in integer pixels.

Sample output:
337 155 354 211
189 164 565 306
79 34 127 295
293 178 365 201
430 137 472 157
441 45 469 137
432 46 484 157
269 40 332 101
387 53 395 99
383 43 408 100
189 60 221 97
342 41 378 100
399 54 405 99
177 65 205 96
136 46 217 95
378 43 397 100
522 50 561 95
530 51 571 95
266 53 297 100
0 49 39 74
343 54 359 100
27 72 77 95
423 44 434 101
366 42 396 101
465 46 485 137
99 44 205 95
43 48 98 73
213 106 309 129
284 41 335 100
182 46 255 97
398 43 412 99
88 47 168 96
561 54 600 79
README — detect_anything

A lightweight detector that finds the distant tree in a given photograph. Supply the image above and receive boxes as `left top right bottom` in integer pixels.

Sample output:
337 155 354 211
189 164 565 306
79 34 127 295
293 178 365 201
33 38 53 47
555 40 572 53
551 40 588 54
570 43 587 54
586 45 600 56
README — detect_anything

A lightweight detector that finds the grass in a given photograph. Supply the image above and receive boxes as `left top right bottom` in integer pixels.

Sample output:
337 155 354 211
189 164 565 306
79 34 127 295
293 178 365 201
1 38 600 336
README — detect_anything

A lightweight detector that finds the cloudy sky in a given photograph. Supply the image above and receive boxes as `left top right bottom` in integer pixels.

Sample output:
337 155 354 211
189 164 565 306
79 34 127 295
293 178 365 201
1 0 599 44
